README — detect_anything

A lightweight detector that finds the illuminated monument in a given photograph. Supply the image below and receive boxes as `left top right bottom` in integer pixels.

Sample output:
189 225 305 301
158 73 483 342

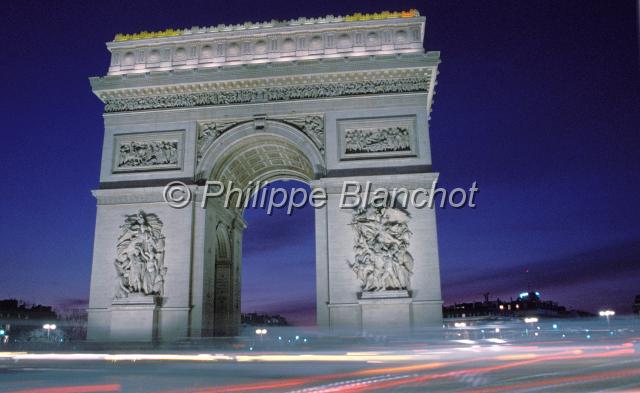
87 10 443 341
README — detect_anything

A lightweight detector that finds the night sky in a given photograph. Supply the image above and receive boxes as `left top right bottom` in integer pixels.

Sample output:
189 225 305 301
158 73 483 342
1 1 638 325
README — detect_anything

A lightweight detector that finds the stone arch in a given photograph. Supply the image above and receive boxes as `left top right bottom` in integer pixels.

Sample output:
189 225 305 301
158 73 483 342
87 13 444 343
198 120 324 336
197 120 325 190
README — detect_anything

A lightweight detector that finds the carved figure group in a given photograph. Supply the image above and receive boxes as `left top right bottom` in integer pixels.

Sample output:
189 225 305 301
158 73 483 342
345 126 410 154
348 205 414 291
118 140 178 168
197 119 245 159
114 211 167 298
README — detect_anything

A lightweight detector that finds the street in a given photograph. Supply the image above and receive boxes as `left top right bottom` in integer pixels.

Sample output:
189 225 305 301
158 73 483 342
1 320 639 392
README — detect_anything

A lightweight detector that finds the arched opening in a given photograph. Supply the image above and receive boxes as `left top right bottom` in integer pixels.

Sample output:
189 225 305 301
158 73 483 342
198 120 324 336
241 180 316 328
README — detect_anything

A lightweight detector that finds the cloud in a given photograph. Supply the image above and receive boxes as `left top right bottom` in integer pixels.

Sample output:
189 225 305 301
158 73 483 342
443 239 640 305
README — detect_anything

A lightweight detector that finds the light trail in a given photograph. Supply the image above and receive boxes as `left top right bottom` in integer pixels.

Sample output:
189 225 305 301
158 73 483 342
465 367 640 393
7 384 121 393
303 348 638 392
1 339 637 393
150 346 637 393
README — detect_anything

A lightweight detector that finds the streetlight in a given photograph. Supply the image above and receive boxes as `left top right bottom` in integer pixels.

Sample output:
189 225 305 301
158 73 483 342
524 317 538 337
255 328 267 342
43 323 56 339
599 310 615 330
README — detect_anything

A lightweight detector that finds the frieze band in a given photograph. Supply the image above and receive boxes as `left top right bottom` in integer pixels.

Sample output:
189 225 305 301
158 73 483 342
103 76 430 113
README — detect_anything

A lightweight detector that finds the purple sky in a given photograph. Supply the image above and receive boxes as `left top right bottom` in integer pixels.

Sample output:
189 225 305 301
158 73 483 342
0 1 639 325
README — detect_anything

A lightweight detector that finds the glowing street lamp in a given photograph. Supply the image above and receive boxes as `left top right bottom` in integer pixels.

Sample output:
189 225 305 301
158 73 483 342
598 310 615 317
524 317 538 337
43 323 56 339
599 310 615 329
255 328 267 341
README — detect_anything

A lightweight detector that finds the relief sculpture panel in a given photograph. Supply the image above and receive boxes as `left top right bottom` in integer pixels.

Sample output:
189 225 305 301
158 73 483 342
338 116 417 160
112 131 184 173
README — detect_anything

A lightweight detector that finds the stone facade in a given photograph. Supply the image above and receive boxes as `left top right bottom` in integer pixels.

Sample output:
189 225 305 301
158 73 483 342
87 11 442 341
106 11 424 76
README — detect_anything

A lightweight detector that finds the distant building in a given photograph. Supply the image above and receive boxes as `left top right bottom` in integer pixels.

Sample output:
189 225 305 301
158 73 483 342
633 295 640 315
0 299 58 321
0 299 58 343
443 291 594 323
241 312 288 326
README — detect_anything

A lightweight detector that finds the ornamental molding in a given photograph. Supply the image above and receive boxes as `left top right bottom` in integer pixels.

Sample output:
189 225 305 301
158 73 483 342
94 64 435 99
196 114 325 162
272 114 324 152
102 74 431 113
92 186 197 205
310 172 439 194
197 118 251 160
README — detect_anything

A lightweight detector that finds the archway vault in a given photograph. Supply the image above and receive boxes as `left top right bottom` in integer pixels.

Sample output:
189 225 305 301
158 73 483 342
198 120 326 191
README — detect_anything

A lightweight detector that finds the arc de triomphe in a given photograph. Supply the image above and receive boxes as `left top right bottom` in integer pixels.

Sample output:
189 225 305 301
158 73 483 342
87 10 443 341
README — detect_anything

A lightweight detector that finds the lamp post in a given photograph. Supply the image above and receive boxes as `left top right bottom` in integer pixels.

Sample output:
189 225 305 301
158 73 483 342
255 328 267 342
43 323 56 340
598 310 615 330
524 317 538 337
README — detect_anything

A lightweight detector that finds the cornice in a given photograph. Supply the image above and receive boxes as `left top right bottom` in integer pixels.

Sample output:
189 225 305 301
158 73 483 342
104 15 426 76
90 52 440 114
91 52 439 95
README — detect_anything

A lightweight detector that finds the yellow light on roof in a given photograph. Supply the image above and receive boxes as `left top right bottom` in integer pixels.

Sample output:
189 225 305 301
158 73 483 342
113 10 420 42
345 10 419 22
114 28 182 42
